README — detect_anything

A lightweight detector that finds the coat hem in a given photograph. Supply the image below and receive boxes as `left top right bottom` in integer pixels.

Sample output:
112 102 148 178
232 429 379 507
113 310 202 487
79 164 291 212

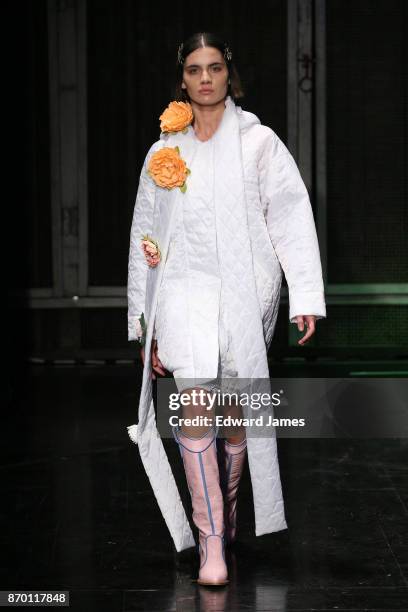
255 517 288 536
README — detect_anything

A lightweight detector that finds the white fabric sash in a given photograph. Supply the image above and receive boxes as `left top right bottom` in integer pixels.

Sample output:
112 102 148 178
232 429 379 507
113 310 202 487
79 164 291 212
155 95 270 383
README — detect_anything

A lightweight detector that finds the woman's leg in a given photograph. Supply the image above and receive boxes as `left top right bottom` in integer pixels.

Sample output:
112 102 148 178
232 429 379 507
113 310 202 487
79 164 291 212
173 385 228 586
216 379 247 545
178 377 247 546
217 435 247 544
179 385 217 438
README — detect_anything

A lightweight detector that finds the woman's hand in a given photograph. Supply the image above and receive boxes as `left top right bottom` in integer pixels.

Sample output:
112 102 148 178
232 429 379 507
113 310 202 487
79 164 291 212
140 339 167 379
295 315 317 345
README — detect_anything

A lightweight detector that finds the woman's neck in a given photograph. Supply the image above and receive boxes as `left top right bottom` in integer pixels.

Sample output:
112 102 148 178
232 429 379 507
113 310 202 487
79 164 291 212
190 98 226 141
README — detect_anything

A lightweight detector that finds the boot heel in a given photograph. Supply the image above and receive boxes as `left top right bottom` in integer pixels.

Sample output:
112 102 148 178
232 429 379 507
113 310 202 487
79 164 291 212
197 535 229 585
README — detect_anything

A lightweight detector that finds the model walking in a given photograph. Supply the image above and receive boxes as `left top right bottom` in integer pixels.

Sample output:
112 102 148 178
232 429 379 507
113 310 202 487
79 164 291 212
127 32 326 586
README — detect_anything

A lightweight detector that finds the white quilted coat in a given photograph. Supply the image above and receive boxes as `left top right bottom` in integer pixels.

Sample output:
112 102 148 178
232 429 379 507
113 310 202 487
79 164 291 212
127 96 326 552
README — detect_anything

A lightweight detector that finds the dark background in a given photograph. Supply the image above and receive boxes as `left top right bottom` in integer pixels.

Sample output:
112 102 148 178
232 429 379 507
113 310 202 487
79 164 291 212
2 2 408 607
6 0 408 369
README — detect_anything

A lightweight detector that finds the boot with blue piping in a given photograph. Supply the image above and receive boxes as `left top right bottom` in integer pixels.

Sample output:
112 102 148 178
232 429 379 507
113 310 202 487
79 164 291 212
217 436 247 545
173 425 228 586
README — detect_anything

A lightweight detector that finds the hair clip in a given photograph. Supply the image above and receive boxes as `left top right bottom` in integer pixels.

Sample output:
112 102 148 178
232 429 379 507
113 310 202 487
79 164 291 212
177 42 184 65
224 44 232 61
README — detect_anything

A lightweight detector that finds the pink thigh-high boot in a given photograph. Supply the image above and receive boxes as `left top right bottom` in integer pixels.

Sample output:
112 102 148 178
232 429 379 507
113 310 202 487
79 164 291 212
217 436 247 545
173 425 228 586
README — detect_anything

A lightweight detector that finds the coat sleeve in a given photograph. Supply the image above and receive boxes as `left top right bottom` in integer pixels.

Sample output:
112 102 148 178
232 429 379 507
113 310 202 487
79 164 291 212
258 131 327 323
127 143 158 342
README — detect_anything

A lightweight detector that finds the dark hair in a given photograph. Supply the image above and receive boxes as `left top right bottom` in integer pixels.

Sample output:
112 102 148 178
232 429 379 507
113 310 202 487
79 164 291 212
174 32 245 102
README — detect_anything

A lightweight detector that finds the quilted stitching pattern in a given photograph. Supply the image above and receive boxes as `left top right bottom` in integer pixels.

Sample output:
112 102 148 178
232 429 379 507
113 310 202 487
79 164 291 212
127 96 327 550
127 141 163 341
257 134 326 323
133 348 196 552
154 138 221 381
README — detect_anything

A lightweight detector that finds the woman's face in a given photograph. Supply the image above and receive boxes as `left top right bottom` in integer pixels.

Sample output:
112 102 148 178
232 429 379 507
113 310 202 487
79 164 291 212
182 46 229 104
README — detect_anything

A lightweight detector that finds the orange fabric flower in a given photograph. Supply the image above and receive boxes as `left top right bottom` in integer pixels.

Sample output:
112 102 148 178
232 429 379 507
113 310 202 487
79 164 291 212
141 234 161 267
147 146 191 192
159 101 193 133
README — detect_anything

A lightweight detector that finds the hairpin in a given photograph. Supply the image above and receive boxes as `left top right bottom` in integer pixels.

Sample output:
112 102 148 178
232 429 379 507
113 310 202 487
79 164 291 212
177 42 184 65
177 41 232 64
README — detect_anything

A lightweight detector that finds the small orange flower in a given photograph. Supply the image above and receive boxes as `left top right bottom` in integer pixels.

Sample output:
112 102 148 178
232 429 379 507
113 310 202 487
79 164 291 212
159 101 193 133
147 146 191 192
141 234 161 267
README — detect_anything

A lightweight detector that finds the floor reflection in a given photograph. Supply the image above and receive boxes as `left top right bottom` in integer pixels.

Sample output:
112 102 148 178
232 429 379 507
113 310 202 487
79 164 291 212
2 364 408 611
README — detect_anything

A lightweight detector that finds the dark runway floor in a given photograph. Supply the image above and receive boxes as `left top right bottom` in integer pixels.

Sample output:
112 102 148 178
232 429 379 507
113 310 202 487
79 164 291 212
2 362 408 611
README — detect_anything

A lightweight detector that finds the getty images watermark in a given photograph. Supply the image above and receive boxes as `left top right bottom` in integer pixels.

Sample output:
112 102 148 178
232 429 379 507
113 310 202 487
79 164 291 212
154 377 408 438
166 387 305 429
